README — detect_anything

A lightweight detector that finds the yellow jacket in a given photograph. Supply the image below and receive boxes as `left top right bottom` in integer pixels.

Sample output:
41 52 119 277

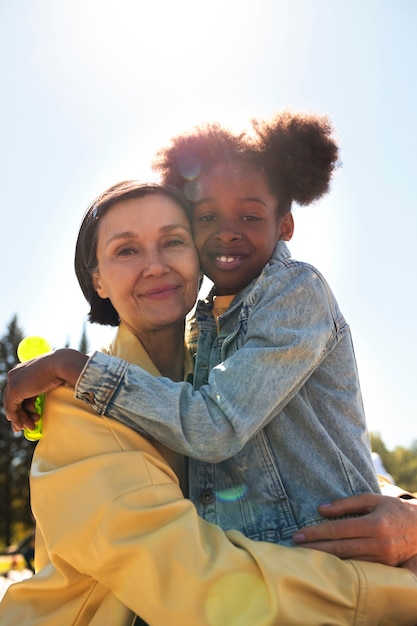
1 325 417 625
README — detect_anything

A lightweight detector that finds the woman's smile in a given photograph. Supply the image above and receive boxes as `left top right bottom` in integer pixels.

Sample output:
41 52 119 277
140 283 180 299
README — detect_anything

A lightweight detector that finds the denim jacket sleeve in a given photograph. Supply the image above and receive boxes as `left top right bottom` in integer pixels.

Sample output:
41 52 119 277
76 262 350 462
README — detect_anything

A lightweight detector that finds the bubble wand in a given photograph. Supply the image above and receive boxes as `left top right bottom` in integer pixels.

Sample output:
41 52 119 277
17 336 52 441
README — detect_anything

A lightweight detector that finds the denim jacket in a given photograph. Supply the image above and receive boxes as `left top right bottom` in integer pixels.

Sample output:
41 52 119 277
77 241 380 544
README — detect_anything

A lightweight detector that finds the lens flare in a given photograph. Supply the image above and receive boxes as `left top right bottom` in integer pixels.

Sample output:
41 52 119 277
215 484 248 502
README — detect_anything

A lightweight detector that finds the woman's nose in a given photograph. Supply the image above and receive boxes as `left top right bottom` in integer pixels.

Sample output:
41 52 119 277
142 249 169 276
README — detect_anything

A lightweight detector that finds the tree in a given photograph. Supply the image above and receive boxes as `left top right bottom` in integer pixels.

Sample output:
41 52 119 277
0 316 35 548
371 432 417 494
78 323 89 354
387 442 417 494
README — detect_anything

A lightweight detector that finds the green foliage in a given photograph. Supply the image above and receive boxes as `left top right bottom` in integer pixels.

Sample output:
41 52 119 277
0 316 35 549
78 323 89 354
371 432 417 494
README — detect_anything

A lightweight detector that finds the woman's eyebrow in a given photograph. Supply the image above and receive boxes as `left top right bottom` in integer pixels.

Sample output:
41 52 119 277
105 224 190 246
159 224 191 233
105 231 136 246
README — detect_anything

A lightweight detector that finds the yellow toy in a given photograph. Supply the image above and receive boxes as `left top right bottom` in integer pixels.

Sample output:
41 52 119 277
17 336 52 441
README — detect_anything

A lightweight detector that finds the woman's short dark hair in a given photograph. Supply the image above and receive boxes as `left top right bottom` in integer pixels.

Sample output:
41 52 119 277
74 181 192 326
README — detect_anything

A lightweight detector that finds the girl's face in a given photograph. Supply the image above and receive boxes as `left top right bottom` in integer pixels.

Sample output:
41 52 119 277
192 163 294 295
93 194 200 335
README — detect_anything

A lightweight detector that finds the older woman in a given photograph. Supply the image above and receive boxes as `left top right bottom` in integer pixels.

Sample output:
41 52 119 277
2 181 417 625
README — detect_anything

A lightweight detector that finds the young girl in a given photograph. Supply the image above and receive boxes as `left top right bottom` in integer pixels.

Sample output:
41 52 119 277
68 112 379 543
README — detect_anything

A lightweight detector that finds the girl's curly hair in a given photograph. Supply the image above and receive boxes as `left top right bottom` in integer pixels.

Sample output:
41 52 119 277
152 111 340 214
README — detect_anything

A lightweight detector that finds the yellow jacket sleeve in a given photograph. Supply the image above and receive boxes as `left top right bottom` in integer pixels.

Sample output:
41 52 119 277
1 386 417 625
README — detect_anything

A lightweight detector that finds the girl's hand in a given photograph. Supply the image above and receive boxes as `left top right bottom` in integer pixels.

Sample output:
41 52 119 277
4 349 88 431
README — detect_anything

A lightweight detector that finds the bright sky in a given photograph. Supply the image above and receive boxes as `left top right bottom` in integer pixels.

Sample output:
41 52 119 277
1 0 416 450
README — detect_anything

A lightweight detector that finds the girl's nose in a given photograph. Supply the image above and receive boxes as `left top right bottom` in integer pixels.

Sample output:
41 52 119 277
214 220 242 243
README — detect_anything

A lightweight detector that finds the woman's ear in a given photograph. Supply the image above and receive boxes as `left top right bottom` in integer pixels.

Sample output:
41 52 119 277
278 212 294 242
92 271 108 300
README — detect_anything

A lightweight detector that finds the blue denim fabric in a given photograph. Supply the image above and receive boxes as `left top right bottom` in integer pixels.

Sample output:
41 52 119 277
77 241 380 544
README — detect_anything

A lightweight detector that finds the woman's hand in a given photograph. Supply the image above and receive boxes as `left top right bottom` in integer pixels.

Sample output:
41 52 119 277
400 554 417 576
4 349 88 431
292 492 417 566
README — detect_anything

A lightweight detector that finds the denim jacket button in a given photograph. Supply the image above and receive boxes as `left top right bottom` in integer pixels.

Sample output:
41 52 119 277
79 391 96 406
200 488 214 504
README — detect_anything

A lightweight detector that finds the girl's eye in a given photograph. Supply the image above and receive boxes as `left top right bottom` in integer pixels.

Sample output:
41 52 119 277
242 215 261 221
196 214 215 222
166 238 184 247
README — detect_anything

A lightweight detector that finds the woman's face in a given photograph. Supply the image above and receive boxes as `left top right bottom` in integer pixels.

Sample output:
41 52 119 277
93 194 200 335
